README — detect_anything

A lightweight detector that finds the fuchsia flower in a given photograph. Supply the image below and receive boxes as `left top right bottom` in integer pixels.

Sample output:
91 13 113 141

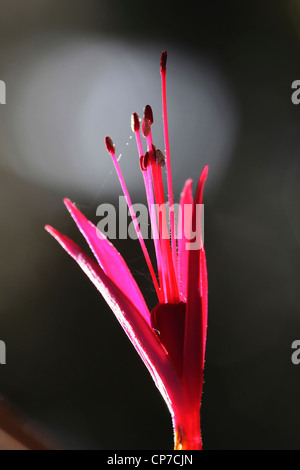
45 51 208 450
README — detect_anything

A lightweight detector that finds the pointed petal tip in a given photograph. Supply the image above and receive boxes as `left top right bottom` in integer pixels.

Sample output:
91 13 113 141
180 178 193 198
44 224 63 241
45 225 69 249
202 165 209 179
63 198 81 219
45 224 55 235
63 197 73 209
185 178 193 188
199 165 209 191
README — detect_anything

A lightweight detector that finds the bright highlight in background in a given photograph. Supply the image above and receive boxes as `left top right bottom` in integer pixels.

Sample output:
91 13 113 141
0 35 238 198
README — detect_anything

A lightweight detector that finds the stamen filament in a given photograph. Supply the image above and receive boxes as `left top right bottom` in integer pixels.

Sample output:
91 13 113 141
145 129 179 303
160 51 177 276
132 118 165 302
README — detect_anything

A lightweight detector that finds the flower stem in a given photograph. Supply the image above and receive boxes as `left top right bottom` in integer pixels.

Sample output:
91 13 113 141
173 410 202 450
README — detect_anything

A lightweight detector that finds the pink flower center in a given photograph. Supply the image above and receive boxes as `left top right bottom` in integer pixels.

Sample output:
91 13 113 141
151 302 186 378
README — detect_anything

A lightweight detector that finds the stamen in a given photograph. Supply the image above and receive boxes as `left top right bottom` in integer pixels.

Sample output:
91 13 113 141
131 112 140 132
155 149 166 167
160 50 167 73
105 136 161 301
139 152 150 172
139 156 146 172
144 104 154 125
142 117 151 137
139 151 150 171
105 136 115 155
132 113 144 157
160 51 177 276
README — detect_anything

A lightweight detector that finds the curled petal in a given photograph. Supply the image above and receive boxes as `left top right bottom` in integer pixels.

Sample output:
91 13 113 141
45 225 183 413
63 199 151 326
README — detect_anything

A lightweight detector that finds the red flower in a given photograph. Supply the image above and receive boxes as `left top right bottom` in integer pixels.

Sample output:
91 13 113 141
46 51 208 450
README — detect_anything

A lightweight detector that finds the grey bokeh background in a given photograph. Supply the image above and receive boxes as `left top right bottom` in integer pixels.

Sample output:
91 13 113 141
0 0 300 449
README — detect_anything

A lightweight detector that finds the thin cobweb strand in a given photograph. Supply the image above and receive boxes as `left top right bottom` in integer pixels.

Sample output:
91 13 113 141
110 152 161 300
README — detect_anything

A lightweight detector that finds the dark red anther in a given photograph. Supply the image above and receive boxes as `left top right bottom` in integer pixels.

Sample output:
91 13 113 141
139 155 145 171
144 151 149 168
150 144 156 162
144 105 153 125
139 152 150 171
155 149 166 167
131 113 140 132
160 50 167 73
142 118 151 137
105 136 115 155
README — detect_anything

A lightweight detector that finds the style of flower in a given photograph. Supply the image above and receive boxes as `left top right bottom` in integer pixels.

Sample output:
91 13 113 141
46 51 208 450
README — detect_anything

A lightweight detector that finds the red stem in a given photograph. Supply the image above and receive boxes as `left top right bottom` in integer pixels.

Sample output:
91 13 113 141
173 409 202 450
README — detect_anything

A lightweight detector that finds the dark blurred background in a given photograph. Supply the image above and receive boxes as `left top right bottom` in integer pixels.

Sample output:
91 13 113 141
0 0 300 449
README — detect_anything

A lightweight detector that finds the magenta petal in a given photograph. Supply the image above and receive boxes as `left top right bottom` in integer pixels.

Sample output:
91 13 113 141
182 166 208 405
63 198 151 327
45 225 183 412
200 248 208 363
177 179 193 302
